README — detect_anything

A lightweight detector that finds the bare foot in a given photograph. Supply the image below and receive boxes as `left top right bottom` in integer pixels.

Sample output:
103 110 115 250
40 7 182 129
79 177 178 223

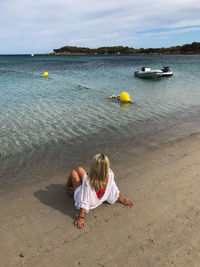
62 183 73 190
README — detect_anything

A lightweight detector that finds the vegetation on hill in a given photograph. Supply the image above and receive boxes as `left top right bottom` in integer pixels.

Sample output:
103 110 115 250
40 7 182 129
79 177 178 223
48 42 200 55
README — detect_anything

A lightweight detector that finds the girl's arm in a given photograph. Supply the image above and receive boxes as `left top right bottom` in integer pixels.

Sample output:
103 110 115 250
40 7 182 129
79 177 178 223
118 193 133 206
74 208 86 229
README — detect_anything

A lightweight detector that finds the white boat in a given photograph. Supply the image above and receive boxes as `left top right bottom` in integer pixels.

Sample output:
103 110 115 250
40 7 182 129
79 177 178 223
161 66 173 77
134 67 163 78
30 53 34 56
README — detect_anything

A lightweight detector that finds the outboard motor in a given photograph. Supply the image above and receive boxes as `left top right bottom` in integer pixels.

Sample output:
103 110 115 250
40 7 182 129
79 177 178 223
162 66 170 73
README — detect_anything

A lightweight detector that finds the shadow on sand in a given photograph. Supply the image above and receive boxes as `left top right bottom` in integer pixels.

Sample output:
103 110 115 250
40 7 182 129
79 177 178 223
34 184 77 220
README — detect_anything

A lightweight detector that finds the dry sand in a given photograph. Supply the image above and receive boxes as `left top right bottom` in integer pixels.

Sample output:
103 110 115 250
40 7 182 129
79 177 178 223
1 133 200 267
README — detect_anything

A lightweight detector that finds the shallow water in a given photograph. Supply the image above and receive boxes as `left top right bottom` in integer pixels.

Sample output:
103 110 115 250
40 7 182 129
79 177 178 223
0 54 200 190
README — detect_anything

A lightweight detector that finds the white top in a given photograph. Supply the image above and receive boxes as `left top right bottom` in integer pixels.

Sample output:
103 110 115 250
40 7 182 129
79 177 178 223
74 168 120 213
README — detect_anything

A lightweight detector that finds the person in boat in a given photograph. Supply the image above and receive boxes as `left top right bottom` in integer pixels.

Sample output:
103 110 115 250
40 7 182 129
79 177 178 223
62 153 133 229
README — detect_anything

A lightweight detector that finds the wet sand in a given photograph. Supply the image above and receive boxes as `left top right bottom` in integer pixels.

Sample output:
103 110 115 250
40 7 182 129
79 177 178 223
1 133 200 266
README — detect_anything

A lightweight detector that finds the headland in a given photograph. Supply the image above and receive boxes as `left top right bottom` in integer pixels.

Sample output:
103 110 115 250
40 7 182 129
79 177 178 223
46 42 200 55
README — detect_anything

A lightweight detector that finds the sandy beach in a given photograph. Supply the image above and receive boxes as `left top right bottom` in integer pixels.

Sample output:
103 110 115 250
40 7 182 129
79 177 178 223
1 133 200 267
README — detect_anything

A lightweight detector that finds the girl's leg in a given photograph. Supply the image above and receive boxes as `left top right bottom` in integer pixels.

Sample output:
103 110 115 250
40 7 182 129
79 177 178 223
63 167 86 191
63 171 73 189
76 167 86 183
70 170 82 191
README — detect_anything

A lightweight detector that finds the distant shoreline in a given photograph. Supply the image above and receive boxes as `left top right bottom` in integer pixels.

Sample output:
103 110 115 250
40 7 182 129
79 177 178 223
46 51 200 56
46 42 200 56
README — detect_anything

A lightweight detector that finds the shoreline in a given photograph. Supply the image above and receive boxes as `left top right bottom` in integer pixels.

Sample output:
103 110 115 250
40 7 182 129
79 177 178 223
46 52 200 56
1 107 200 195
47 42 200 56
1 132 200 266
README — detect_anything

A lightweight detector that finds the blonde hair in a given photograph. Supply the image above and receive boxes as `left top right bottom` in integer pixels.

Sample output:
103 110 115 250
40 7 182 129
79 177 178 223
87 153 110 190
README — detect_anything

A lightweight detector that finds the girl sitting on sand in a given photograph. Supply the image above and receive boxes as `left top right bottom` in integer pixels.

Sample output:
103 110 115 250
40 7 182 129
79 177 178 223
63 153 133 229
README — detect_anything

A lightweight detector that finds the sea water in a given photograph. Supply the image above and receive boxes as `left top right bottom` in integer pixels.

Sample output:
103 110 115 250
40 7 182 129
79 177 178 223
0 54 200 190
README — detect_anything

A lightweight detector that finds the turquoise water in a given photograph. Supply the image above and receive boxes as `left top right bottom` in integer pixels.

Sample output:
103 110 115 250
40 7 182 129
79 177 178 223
0 54 200 189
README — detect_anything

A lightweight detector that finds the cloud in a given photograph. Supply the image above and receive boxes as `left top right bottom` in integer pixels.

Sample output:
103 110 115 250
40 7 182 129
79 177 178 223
1 0 200 53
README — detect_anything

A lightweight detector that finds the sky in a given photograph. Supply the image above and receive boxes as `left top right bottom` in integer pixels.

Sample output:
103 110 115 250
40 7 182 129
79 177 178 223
0 0 200 54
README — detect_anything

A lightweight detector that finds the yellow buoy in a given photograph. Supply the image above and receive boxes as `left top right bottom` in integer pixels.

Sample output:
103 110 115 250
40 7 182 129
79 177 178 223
43 72 48 77
120 92 131 102
41 72 49 77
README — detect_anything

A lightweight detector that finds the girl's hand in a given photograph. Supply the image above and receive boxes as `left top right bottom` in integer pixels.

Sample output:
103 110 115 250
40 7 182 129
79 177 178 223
118 194 133 206
74 217 85 229
122 198 134 206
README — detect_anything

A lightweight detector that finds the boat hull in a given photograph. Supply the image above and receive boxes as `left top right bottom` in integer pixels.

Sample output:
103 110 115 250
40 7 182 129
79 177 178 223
134 70 163 78
162 72 173 77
